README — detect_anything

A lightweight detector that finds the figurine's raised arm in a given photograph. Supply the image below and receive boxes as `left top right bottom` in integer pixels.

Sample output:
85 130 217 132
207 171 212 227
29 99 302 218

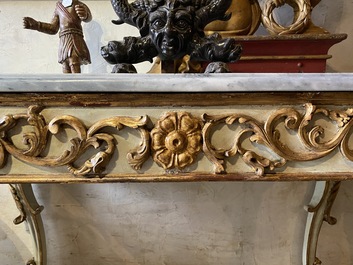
75 3 92 22
23 17 40 31
23 13 59 35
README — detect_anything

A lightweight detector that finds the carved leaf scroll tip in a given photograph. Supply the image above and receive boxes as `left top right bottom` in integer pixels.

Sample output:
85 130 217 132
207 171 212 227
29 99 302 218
314 257 322 265
242 150 286 177
68 151 111 176
26 258 37 265
323 214 337 225
127 130 150 170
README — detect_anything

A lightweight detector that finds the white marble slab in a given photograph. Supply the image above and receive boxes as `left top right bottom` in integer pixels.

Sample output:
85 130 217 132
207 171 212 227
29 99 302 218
0 73 353 92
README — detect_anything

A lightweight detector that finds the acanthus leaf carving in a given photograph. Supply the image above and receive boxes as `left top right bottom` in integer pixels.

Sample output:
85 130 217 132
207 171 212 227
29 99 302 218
203 103 353 176
2 104 353 178
87 115 151 171
0 106 150 177
202 113 286 176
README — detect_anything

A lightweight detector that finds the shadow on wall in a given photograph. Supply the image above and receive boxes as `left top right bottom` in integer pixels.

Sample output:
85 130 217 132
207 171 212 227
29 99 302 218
318 180 353 264
32 182 314 265
84 20 108 74
312 0 344 33
341 181 353 264
0 219 32 264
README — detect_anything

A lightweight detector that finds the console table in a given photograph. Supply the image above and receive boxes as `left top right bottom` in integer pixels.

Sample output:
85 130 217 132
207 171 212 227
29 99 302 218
1 73 352 265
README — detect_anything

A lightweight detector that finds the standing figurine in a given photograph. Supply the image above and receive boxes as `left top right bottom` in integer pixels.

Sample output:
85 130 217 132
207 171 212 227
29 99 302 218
23 0 92 73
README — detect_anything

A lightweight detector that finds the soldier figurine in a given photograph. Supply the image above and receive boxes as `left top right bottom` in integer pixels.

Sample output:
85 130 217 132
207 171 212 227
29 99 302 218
23 0 92 73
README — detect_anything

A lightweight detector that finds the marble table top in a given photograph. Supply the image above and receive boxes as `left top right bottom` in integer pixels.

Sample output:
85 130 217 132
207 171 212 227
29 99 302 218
0 73 352 92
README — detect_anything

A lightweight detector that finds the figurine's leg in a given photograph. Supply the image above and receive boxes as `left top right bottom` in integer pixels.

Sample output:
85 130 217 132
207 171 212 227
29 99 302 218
9 184 47 265
69 56 81 73
62 61 72 74
70 64 81 73
303 180 341 265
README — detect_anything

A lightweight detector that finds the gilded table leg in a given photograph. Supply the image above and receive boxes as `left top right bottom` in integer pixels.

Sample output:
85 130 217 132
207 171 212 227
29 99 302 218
303 180 341 265
9 184 47 265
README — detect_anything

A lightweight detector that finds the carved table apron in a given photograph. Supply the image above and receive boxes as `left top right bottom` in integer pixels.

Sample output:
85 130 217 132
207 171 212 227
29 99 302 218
0 73 352 265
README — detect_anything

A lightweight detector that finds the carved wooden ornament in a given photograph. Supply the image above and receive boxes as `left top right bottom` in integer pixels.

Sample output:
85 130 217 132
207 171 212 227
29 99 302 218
1 104 353 178
151 112 203 170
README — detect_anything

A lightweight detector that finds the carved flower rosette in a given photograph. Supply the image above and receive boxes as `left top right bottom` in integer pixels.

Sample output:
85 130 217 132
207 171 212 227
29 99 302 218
151 112 203 170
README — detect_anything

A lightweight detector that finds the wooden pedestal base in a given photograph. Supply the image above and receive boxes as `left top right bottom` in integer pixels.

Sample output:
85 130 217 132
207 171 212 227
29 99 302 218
205 34 347 73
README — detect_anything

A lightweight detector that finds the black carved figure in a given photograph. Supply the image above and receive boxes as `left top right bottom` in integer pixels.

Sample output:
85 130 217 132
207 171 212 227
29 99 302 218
112 63 138 73
204 61 230 73
101 0 242 72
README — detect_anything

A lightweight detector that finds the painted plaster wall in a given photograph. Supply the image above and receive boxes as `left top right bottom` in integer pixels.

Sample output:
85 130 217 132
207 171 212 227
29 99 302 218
1 1 353 265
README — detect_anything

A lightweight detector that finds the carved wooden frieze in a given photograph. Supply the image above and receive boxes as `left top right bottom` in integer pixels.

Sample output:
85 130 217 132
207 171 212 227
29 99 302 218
205 103 353 175
0 106 150 176
1 104 353 178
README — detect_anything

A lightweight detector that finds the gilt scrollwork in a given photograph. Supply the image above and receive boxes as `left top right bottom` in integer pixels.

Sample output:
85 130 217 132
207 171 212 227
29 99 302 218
202 111 287 176
1 104 353 177
303 180 341 265
0 106 150 177
202 103 353 176
9 184 46 265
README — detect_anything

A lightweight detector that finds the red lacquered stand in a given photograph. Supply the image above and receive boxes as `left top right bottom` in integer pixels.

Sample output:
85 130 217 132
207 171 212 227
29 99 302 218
225 34 347 73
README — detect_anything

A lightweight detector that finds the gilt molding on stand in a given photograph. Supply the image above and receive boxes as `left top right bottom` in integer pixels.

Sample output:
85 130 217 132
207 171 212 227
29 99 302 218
9 184 46 265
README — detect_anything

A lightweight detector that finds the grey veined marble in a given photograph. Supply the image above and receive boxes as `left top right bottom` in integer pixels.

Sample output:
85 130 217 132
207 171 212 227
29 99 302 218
0 73 353 92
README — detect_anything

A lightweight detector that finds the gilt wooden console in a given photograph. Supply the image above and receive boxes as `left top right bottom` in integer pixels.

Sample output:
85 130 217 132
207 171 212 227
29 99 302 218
0 73 352 265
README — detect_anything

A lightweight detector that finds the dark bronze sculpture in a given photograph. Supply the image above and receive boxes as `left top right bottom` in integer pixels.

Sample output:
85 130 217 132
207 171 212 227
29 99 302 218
101 0 242 73
204 61 230 73
23 0 92 73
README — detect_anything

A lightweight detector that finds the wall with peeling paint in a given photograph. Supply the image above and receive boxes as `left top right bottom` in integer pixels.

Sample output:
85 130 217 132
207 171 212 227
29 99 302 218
1 1 353 265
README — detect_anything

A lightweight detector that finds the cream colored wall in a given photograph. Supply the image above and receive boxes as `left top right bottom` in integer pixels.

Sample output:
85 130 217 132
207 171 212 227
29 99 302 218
1 1 353 265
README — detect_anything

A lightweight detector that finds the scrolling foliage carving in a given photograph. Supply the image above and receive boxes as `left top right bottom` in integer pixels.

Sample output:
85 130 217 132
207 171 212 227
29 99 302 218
1 104 353 178
0 106 150 177
203 103 353 175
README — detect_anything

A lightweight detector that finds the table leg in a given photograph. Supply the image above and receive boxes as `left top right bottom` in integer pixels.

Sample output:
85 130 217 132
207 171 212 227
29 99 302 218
303 180 341 265
9 184 47 265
